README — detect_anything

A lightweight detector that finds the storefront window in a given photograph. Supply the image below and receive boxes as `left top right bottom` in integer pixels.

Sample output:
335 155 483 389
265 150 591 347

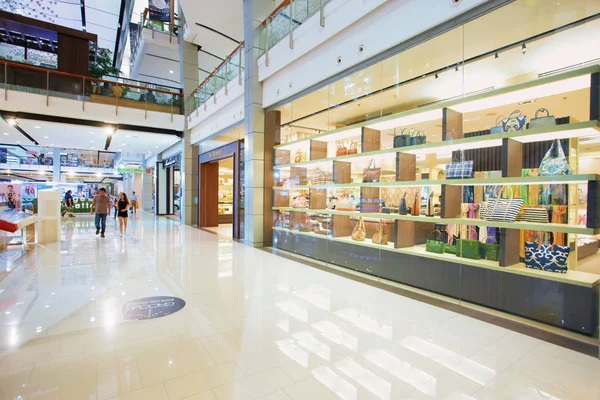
271 0 600 338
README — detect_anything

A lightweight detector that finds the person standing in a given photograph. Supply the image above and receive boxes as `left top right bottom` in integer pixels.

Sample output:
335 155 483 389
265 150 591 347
62 190 75 217
90 188 109 238
117 193 130 237
131 191 138 214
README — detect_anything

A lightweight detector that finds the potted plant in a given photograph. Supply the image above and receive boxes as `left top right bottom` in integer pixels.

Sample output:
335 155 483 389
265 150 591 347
88 48 121 95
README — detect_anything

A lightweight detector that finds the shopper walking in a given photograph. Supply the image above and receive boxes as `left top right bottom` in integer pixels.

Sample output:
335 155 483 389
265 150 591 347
117 193 130 237
131 191 138 214
110 194 118 219
62 190 75 217
90 188 109 238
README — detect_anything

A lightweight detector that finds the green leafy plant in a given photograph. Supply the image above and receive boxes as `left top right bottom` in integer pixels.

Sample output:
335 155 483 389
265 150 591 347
89 48 121 79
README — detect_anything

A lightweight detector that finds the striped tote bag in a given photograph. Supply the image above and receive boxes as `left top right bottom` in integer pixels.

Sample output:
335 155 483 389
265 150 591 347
515 207 549 223
484 186 523 223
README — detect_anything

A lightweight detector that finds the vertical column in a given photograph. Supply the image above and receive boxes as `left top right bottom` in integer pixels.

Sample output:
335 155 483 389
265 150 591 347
52 147 61 182
179 10 200 226
142 168 153 212
243 0 271 246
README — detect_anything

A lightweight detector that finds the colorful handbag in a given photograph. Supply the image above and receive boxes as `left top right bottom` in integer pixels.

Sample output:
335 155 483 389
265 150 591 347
529 108 556 129
351 217 366 241
372 220 388 245
393 128 411 148
294 151 307 163
446 150 474 179
484 186 523 222
348 142 359 155
502 110 527 132
363 159 381 183
539 139 572 176
410 130 426 146
481 236 500 261
426 230 445 254
524 238 569 273
490 115 505 134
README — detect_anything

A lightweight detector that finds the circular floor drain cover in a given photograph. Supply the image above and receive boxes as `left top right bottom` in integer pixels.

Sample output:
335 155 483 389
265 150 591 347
121 296 186 321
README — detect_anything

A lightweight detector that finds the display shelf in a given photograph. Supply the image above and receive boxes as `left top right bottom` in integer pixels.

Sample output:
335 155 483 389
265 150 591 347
273 207 596 234
275 121 600 169
273 227 600 287
273 174 599 190
275 65 597 150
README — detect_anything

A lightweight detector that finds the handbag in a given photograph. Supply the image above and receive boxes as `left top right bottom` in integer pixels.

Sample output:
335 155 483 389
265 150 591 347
294 151 306 163
484 186 523 222
336 194 355 211
348 142 359 155
291 194 308 208
399 192 408 215
481 236 500 261
363 159 381 183
351 217 366 241
336 143 348 157
299 213 312 232
372 220 388 245
529 108 556 129
312 168 331 185
426 230 445 254
502 110 527 132
410 130 426 146
515 207 549 223
393 128 411 148
524 237 570 273
539 139 572 176
444 236 457 254
445 150 474 179
490 115 505 134
456 230 482 260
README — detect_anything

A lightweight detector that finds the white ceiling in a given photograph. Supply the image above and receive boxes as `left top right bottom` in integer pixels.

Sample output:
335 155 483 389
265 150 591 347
0 0 123 51
4 119 180 156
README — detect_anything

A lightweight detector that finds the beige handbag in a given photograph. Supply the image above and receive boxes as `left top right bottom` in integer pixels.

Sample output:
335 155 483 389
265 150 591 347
372 220 388 245
351 217 366 241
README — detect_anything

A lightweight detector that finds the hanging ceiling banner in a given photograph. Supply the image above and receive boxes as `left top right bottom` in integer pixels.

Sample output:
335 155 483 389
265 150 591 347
148 0 171 22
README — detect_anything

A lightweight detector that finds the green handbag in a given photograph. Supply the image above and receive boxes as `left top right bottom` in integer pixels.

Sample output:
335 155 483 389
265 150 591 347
456 238 482 260
481 236 500 261
426 230 445 254
443 236 457 254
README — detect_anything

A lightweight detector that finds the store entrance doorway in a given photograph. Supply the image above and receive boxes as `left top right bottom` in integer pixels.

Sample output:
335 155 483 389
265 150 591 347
199 140 243 240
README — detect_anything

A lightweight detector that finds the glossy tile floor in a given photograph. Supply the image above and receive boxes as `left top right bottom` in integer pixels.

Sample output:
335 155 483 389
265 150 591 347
0 213 598 400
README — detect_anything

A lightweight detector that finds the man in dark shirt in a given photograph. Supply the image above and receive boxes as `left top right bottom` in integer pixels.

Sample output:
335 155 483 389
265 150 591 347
90 188 110 237
63 190 75 217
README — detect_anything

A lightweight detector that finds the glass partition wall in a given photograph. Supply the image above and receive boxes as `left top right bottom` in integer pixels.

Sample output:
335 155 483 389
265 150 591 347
271 0 600 340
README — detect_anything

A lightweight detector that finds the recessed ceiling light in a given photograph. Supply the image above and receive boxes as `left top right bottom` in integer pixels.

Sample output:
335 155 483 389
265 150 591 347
35 126 40 129
154 146 159 148
50 143 54 146
2 132 8 136
90 140 95 143
126 136 130 138
7 119 16 126
90 146 95 149
169 70 174 74
44 136 49 139
118 149 122 151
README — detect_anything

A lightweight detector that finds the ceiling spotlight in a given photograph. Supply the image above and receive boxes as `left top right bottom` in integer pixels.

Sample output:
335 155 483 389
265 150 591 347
521 42 527 54
2 132 8 136
454 64 459 72
44 136 49 139
154 146 159 148
50 143 54 146
90 140 95 143
7 119 16 126
89 131 94 134
35 126 40 129
494 52 499 59
169 70 174 74
434 73 439 79
105 127 115 135
90 146 95 149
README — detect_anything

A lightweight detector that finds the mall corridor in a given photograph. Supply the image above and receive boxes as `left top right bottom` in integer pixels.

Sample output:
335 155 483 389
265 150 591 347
0 214 595 399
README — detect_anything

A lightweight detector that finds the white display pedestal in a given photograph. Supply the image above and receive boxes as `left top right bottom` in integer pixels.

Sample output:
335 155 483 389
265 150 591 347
37 190 61 243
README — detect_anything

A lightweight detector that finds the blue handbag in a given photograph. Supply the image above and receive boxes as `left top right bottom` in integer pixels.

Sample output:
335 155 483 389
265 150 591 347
445 150 474 179
502 110 527 132
524 239 570 273
539 139 572 176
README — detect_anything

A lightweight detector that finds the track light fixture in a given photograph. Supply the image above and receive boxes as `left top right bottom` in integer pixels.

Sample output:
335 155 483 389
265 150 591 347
521 42 527 54
434 73 439 79
494 52 499 59
455 64 459 72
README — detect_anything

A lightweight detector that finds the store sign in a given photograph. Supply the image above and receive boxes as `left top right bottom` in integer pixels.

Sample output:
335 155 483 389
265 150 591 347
200 141 239 163
121 296 185 321
164 153 181 168
148 0 171 22
117 167 144 174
